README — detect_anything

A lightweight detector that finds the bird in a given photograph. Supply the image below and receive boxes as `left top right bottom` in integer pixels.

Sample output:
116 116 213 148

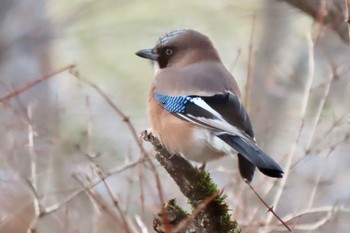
135 29 283 182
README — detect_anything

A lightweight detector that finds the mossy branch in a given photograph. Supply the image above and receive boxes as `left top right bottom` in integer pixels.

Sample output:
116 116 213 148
142 131 241 233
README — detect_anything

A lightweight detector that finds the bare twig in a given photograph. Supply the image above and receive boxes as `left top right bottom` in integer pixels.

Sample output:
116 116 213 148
293 130 349 169
173 191 220 232
26 106 40 216
138 155 146 216
282 0 350 44
281 205 344 231
313 0 327 45
68 67 169 232
246 178 277 223
312 113 347 147
244 13 257 111
72 174 121 223
306 71 333 150
344 0 350 45
0 64 75 103
25 157 146 220
68 68 143 153
290 69 334 169
56 158 148 215
25 105 40 233
245 181 291 232
292 213 332 231
307 158 326 210
229 49 242 73
94 163 132 233
135 214 149 233
263 33 316 230
284 205 350 222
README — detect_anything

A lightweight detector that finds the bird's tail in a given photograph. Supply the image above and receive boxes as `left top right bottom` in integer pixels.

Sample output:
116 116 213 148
217 133 283 182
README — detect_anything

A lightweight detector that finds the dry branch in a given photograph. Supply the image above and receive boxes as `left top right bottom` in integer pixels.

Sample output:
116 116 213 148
281 0 350 44
0 64 75 103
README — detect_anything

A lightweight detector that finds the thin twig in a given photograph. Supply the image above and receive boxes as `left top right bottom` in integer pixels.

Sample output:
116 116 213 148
283 0 349 43
0 64 75 103
313 0 327 45
26 105 40 217
24 158 146 224
311 113 347 147
94 164 132 233
69 67 170 232
72 174 121 223
290 69 334 169
306 157 326 210
284 205 350 222
245 181 291 232
85 96 94 157
306 62 333 150
244 13 257 110
293 130 349 169
135 214 149 233
229 49 242 73
138 156 146 216
24 105 40 233
247 177 277 223
344 0 350 45
173 191 220 232
306 138 349 211
292 213 332 231
263 33 315 230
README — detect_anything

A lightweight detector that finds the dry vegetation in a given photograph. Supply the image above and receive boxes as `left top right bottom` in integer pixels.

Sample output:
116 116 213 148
0 0 349 232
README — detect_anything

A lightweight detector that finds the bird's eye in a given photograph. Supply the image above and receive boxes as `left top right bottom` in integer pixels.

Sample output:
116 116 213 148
165 48 173 56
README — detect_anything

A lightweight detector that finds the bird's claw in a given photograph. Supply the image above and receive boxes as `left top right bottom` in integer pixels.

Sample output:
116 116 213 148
141 128 154 142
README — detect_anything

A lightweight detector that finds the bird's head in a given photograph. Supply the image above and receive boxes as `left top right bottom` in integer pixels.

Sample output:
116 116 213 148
136 29 220 70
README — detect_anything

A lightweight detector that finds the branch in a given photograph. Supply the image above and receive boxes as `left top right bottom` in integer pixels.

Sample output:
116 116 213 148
245 181 291 232
142 131 240 233
69 67 165 222
281 0 350 44
0 64 75 103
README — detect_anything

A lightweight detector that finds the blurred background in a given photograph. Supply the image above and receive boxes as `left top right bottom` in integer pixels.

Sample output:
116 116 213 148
0 0 349 232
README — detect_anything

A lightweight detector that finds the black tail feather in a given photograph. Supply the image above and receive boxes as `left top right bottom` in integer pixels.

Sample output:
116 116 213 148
237 153 255 182
217 134 284 180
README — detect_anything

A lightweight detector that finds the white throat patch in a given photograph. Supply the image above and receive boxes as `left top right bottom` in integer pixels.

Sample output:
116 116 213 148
153 62 161 75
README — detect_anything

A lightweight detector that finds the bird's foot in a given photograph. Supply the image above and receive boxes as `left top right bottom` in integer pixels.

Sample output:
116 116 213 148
141 128 154 142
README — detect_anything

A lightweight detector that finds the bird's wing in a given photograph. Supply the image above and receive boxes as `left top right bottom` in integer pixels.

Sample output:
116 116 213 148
155 92 248 137
155 92 283 180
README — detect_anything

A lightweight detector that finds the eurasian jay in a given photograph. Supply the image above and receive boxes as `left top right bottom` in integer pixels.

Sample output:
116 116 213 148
136 29 283 182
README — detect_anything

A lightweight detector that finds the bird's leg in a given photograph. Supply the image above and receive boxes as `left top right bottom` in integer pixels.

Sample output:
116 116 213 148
199 162 206 172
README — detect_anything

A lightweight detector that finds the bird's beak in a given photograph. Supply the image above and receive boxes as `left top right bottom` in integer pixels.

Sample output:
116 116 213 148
135 48 158 61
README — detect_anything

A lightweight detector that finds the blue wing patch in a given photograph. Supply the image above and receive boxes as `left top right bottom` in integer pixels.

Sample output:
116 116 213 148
155 93 191 113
